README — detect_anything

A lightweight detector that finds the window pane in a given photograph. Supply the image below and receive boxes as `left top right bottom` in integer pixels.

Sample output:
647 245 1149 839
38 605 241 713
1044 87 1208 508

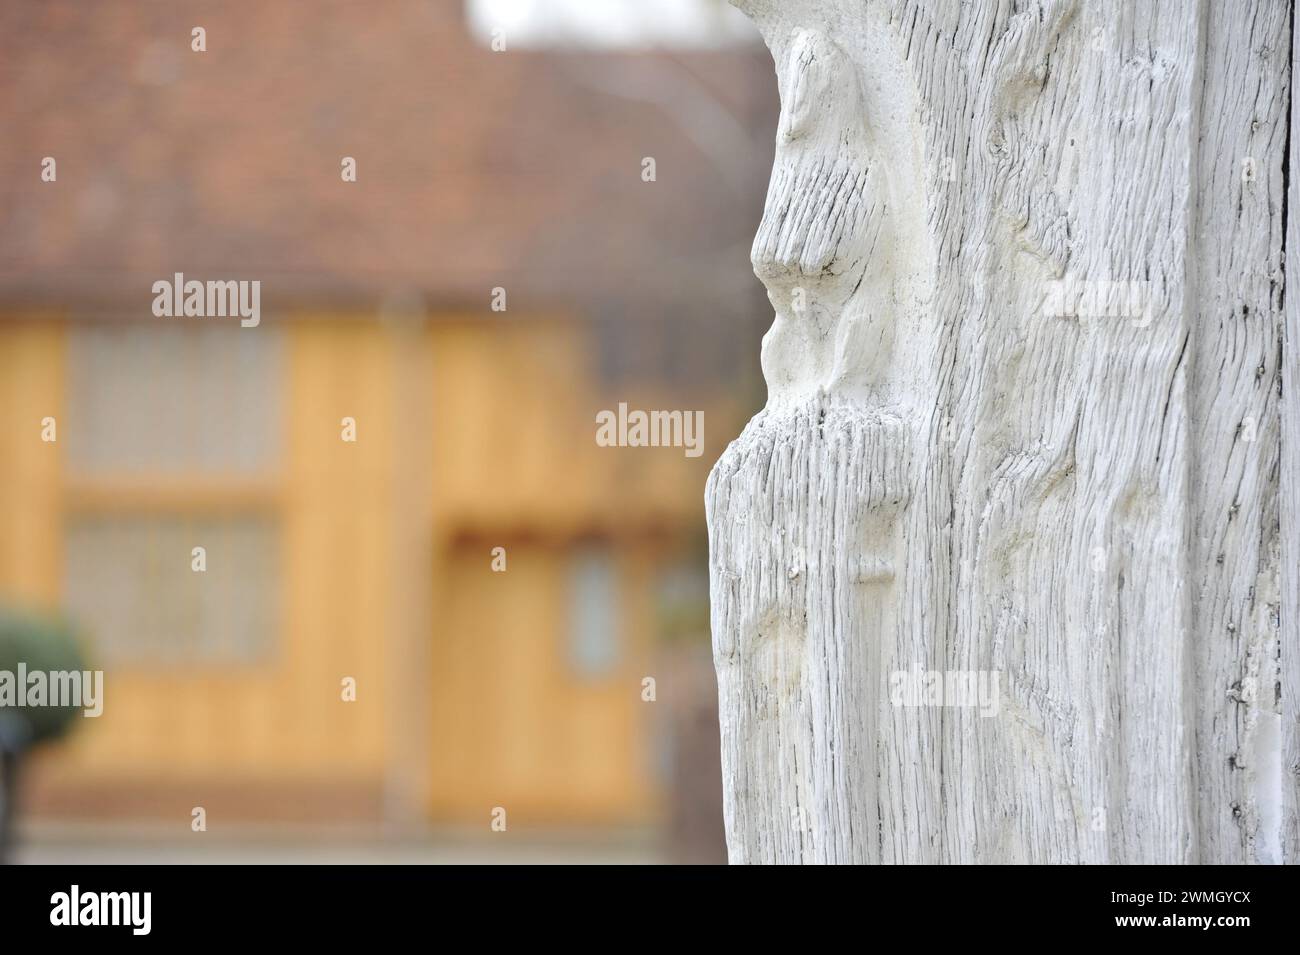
569 546 619 677
63 515 278 665
64 324 282 476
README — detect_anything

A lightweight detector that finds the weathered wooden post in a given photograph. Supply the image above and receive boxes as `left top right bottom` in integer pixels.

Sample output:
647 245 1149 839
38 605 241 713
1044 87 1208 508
708 0 1296 863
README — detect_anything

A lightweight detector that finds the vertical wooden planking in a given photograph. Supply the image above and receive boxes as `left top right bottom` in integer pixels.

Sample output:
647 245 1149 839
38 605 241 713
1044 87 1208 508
1189 0 1290 865
0 320 64 607
1285 0 1300 868
283 319 391 773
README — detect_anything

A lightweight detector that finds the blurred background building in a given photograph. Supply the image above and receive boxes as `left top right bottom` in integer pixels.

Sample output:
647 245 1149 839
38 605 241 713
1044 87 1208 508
0 1 776 861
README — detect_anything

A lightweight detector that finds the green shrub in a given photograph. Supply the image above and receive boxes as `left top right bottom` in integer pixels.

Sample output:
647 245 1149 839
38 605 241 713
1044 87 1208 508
0 607 88 746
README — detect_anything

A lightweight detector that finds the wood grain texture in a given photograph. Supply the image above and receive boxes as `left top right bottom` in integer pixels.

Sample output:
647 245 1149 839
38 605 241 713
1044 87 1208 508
709 0 1295 864
1284 0 1300 869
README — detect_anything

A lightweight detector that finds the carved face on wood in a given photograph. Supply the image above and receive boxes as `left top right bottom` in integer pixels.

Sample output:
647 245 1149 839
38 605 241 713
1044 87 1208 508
739 5 933 407
736 0 1078 410
752 28 893 400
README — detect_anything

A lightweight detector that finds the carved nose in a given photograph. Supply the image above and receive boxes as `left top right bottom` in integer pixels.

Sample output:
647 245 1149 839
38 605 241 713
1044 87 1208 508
751 157 882 286
751 244 835 283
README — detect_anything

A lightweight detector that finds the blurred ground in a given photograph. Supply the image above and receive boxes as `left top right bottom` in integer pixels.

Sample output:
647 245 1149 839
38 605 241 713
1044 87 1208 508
15 821 664 865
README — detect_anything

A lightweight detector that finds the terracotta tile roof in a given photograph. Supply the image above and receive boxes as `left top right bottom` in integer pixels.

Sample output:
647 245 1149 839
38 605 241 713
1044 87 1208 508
0 0 777 325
